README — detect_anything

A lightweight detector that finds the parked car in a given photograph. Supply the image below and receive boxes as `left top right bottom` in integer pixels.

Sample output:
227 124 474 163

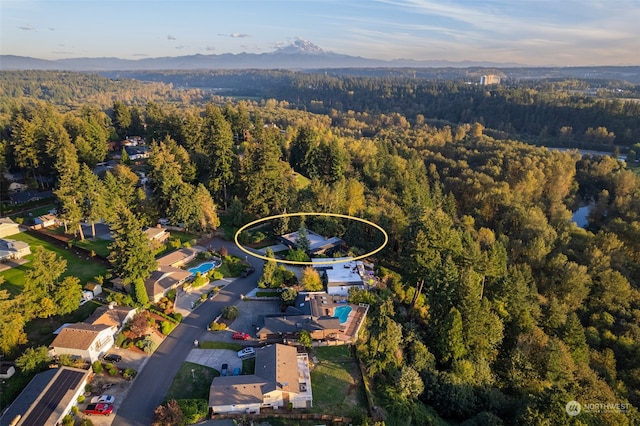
237 347 256 359
84 403 114 416
221 363 228 376
232 332 250 340
103 353 122 363
233 367 241 376
90 395 115 404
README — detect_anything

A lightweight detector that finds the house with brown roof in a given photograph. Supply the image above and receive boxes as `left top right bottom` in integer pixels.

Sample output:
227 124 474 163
156 247 201 268
145 265 192 303
0 366 90 426
49 323 115 363
84 303 136 335
144 225 170 249
209 344 312 415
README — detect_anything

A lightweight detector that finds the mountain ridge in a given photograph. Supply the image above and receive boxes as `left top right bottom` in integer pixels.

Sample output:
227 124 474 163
0 39 526 71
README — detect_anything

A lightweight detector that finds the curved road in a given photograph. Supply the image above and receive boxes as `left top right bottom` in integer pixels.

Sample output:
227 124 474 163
113 239 263 426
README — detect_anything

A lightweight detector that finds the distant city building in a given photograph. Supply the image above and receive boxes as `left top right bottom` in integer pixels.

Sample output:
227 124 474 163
480 74 501 85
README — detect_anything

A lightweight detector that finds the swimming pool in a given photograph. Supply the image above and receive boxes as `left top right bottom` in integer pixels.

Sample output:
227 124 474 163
334 305 352 324
188 260 221 276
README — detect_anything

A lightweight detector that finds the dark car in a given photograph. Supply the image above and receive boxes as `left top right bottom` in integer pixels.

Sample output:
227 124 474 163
221 363 228 376
240 267 255 278
103 354 122 363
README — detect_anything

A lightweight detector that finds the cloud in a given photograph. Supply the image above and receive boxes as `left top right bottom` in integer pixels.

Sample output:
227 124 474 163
48 27 55 31
167 34 176 40
217 33 251 38
132 53 148 57
206 45 216 51
175 45 186 50
18 24 36 31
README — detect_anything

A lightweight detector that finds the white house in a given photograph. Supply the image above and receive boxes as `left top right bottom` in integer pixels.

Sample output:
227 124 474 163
311 257 367 296
209 344 312 414
49 323 115 363
0 217 20 238
0 238 31 262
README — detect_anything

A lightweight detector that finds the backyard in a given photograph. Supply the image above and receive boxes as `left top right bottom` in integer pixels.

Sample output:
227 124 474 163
165 361 219 401
0 231 109 296
309 345 368 418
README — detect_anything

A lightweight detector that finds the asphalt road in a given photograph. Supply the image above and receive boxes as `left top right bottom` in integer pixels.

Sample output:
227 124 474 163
112 238 262 426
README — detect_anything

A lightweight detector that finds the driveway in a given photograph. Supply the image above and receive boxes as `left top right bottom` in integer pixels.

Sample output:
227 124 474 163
185 349 241 374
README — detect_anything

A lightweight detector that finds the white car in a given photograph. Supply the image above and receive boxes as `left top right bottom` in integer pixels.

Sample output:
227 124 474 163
90 395 115 404
237 347 256 359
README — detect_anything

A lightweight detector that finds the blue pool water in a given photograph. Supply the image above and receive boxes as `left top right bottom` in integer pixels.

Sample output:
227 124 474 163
334 305 352 324
188 260 220 276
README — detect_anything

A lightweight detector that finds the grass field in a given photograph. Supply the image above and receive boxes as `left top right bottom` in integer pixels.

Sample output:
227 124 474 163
310 345 367 417
74 237 112 258
165 362 219 401
0 232 108 296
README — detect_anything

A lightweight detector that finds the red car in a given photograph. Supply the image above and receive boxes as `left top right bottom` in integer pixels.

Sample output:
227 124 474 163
232 332 250 340
84 402 114 416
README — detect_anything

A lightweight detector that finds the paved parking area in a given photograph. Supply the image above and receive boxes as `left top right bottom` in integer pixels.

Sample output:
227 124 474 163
200 299 282 344
185 349 242 373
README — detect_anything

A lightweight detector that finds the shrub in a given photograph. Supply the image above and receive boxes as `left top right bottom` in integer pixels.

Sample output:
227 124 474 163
92 361 103 374
222 305 239 320
62 414 74 426
250 231 266 243
218 246 228 257
108 366 118 376
123 368 137 379
171 312 183 322
166 288 177 301
77 395 85 403
136 340 146 349
209 269 224 281
71 406 79 415
79 418 95 426
161 320 176 335
176 399 208 424
115 332 127 347
209 322 227 331
143 336 157 353
192 273 208 288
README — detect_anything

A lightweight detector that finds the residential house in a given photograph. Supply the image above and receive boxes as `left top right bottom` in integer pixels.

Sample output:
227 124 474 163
144 225 170 249
124 145 150 160
0 238 31 262
84 282 103 297
209 344 312 415
144 265 192 303
33 214 59 228
84 303 136 336
278 230 343 256
256 293 367 343
311 257 367 296
156 247 201 268
0 366 90 426
8 190 54 205
49 323 115 363
0 217 20 238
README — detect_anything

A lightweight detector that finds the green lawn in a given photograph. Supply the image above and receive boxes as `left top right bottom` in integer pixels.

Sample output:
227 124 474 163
310 345 367 417
74 237 112 258
0 232 108 296
199 341 242 351
165 362 219 401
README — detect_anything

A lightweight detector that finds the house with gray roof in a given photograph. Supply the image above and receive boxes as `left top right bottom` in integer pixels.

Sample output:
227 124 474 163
0 366 90 426
209 344 312 415
49 323 115 363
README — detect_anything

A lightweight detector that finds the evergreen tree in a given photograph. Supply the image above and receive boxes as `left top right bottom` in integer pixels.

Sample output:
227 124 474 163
109 205 157 284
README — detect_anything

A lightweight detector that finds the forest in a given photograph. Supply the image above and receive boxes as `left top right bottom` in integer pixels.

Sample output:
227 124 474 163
0 70 639 425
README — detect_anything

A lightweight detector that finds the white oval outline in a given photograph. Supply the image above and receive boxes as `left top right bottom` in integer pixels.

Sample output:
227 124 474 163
234 212 388 266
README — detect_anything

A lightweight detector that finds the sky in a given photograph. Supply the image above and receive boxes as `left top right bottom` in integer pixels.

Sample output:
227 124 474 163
1 0 640 66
